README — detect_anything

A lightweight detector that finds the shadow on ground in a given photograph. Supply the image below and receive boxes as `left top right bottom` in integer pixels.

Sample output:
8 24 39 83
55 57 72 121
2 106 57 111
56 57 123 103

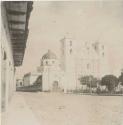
16 84 42 92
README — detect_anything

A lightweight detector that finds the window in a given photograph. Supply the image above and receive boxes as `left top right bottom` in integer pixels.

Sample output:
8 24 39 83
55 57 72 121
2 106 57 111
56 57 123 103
3 51 7 60
102 52 104 56
46 61 48 65
70 49 72 54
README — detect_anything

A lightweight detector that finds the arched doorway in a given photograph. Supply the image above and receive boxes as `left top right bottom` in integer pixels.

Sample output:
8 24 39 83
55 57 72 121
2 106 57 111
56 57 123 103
52 81 59 91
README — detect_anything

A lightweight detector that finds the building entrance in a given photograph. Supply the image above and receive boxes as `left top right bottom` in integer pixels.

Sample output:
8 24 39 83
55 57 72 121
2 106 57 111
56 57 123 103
52 81 59 92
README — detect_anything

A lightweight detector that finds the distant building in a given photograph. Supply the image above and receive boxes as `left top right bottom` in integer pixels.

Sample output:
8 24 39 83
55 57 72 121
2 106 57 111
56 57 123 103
23 72 41 86
16 79 23 87
37 50 64 91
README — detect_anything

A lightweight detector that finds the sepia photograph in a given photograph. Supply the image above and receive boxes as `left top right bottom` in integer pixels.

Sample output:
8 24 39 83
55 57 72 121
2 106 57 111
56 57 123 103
1 1 123 125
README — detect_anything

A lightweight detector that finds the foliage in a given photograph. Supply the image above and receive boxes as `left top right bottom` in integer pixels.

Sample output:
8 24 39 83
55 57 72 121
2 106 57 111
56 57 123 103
101 75 118 92
79 75 99 88
119 72 123 85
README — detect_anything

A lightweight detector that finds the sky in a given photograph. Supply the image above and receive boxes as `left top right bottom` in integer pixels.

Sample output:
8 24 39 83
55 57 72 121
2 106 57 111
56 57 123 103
16 1 123 78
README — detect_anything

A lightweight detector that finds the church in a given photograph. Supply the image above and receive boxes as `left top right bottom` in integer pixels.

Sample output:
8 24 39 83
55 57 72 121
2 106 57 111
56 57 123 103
36 36 107 92
37 37 77 92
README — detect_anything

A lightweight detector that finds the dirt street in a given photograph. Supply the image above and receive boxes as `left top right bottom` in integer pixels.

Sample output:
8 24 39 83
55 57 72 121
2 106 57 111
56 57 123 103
21 92 123 125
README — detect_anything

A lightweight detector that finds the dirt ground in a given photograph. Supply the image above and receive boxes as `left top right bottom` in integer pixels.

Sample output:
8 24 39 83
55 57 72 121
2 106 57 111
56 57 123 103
21 92 123 125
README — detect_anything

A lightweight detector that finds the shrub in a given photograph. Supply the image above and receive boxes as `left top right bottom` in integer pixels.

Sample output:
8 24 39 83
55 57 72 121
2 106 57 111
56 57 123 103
101 75 118 92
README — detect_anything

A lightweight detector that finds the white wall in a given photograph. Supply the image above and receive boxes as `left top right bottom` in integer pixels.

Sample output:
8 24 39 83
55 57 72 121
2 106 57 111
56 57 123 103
1 4 15 124
23 74 30 86
30 74 40 85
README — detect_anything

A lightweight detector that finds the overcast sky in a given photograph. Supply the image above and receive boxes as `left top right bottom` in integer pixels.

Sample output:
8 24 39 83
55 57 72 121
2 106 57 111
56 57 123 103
16 1 123 78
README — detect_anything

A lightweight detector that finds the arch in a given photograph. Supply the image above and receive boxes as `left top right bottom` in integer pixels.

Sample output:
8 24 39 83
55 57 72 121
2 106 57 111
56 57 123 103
52 81 59 91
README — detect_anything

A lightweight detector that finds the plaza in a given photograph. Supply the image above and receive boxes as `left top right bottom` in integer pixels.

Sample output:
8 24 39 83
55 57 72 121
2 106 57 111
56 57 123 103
7 92 123 125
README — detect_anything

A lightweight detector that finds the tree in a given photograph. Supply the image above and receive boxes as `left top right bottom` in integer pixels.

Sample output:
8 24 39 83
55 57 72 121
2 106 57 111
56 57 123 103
119 72 123 85
79 75 98 88
101 75 118 92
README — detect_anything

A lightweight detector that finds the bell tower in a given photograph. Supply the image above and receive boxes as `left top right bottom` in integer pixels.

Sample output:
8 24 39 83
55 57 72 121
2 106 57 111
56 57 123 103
60 37 76 92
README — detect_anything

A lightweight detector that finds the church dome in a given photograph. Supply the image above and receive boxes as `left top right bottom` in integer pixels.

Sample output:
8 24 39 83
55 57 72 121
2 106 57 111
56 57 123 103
42 50 57 60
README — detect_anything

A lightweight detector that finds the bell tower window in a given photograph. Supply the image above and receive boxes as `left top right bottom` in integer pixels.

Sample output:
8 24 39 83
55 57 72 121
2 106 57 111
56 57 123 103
70 49 72 54
46 61 48 65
